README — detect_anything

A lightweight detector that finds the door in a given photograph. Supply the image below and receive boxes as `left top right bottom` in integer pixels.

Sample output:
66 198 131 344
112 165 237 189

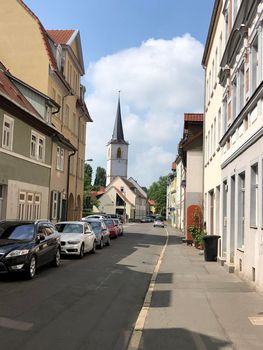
36 224 50 266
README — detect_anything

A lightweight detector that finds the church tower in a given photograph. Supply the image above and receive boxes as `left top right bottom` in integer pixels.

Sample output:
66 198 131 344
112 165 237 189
106 94 129 185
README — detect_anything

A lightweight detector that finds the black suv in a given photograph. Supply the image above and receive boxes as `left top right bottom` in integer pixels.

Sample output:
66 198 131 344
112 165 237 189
0 220 61 279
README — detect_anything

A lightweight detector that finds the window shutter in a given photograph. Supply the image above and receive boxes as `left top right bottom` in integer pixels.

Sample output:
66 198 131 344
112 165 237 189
50 191 54 220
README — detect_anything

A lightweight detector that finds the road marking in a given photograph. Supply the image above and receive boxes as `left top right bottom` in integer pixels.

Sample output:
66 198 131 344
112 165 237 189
127 228 169 350
0 317 33 331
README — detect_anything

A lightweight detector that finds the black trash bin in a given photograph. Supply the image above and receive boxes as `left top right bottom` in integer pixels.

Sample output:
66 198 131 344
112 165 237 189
203 235 220 261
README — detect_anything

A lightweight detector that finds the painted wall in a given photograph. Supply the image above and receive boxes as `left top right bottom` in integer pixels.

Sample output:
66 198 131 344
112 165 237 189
0 1 49 94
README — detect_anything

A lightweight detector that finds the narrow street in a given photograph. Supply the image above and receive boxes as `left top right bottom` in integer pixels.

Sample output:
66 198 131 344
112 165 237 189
0 223 166 350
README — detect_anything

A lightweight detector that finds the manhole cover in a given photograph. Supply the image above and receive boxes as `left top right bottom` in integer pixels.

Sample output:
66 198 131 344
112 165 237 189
249 317 263 325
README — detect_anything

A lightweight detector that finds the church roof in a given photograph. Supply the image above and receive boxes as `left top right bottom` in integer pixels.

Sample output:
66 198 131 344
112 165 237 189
109 94 128 145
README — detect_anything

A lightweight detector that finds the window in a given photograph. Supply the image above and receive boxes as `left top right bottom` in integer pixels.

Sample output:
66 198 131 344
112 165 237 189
239 64 245 112
18 191 41 220
232 78 237 119
52 191 59 220
225 5 229 43
218 108 221 142
70 155 75 175
117 147 122 159
238 172 245 248
56 146 64 171
215 49 218 84
219 33 223 61
213 118 216 153
250 163 258 227
30 131 45 162
251 37 258 94
211 124 214 156
223 98 228 134
2 115 14 151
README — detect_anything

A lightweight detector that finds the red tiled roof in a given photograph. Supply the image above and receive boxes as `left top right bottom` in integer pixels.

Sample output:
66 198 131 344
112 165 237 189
0 62 40 118
184 113 203 122
171 161 176 171
18 1 58 71
47 30 75 45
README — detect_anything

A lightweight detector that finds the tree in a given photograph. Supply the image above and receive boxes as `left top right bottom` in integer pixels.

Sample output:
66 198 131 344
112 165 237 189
94 166 106 188
83 163 93 211
84 163 93 191
148 176 167 216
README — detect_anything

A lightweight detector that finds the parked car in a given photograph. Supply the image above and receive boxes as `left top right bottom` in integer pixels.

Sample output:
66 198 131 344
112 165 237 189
113 219 123 236
55 221 96 258
83 218 110 248
104 218 119 238
140 216 154 223
153 218 165 228
0 220 60 279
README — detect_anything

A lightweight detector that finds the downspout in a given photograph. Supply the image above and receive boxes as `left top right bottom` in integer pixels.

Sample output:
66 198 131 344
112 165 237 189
66 149 76 219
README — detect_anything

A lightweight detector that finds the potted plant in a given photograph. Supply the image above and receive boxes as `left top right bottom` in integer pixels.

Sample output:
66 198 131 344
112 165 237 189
188 208 205 249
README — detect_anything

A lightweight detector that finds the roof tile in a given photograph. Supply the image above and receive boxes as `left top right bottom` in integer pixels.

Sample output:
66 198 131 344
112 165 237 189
47 30 75 45
184 113 203 122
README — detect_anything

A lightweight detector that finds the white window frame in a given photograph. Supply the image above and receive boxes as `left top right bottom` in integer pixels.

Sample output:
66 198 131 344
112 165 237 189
52 191 58 220
56 146 64 171
30 131 45 162
2 115 14 151
250 163 258 227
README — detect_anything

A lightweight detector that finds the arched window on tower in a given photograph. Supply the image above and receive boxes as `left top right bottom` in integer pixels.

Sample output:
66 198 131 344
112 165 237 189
117 147 122 159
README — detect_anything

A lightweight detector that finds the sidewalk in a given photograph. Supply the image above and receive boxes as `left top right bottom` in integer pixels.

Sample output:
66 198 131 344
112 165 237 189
137 226 263 350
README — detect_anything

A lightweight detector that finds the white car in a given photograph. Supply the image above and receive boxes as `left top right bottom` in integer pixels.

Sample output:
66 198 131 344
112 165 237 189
153 218 165 228
55 221 96 258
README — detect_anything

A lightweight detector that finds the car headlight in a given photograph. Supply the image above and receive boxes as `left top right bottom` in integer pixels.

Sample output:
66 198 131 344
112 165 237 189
68 240 81 245
6 249 30 258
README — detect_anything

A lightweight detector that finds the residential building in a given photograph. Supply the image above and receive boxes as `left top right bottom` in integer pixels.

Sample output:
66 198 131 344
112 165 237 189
180 114 204 240
0 0 92 220
98 176 147 221
217 0 263 286
166 162 177 226
0 63 74 220
202 0 225 242
175 155 185 232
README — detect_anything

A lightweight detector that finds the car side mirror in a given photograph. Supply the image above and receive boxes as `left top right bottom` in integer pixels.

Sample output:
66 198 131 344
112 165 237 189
36 234 45 243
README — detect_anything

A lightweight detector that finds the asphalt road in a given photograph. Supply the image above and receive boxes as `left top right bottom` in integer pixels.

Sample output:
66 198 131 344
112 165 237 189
0 223 166 350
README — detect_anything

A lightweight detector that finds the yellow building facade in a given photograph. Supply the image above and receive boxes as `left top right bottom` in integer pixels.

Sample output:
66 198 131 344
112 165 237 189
0 0 92 220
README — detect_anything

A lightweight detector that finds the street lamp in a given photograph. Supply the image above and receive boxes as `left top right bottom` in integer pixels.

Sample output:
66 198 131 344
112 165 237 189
85 158 93 162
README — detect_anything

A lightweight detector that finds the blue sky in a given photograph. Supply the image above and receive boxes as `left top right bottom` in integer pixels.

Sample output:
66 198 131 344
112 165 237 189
25 0 214 187
26 0 213 65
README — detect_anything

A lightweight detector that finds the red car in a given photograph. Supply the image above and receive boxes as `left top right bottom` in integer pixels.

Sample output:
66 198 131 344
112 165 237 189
104 219 118 238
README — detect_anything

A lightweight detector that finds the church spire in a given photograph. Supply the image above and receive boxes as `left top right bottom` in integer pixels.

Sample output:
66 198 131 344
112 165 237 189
111 92 127 144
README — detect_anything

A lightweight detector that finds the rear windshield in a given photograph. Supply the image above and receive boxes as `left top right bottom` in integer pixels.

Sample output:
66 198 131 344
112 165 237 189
55 224 83 234
104 219 114 225
0 222 34 241
88 221 101 232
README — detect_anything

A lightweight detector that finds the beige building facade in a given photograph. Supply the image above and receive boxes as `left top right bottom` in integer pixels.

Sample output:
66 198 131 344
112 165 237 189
0 0 92 220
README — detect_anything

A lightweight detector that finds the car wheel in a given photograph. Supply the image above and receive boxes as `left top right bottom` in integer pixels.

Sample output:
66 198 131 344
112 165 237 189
52 248 61 267
25 255 36 279
78 244 84 259
91 241 96 254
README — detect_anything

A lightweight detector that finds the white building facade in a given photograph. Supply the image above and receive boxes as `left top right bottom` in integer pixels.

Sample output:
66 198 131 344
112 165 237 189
202 0 225 240
204 0 263 289
219 0 263 287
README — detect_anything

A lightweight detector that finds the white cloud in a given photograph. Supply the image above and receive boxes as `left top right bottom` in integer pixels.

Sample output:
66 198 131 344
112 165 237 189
85 34 204 187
